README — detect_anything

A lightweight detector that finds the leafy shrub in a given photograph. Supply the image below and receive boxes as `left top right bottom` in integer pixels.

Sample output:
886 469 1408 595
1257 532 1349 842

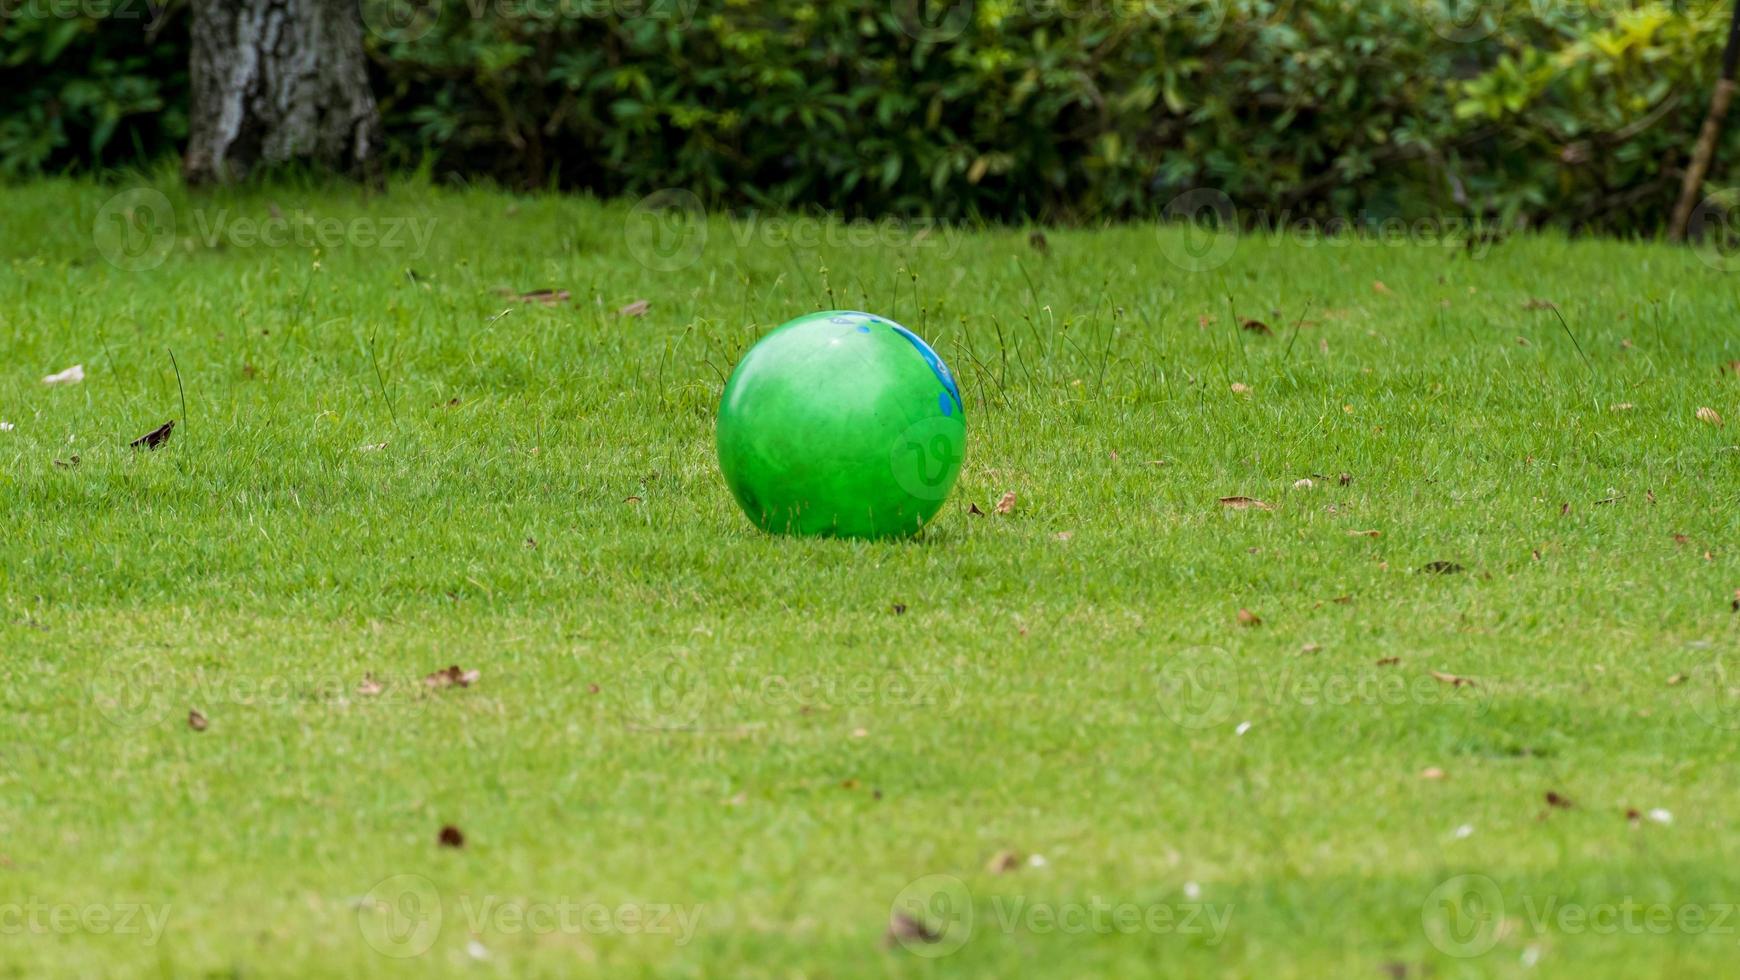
0 0 188 176
3 0 1737 233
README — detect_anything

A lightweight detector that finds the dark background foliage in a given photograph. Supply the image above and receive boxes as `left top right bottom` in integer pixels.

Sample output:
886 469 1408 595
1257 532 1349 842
2 0 1733 231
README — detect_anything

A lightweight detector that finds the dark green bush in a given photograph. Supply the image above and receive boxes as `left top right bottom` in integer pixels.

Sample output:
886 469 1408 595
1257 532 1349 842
3 0 1736 232
0 0 187 176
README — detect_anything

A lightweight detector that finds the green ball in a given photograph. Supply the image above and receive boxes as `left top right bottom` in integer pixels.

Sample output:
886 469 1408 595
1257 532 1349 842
716 310 966 539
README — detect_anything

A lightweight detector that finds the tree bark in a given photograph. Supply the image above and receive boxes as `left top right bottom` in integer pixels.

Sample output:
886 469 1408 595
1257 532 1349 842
1668 0 1740 242
183 0 383 185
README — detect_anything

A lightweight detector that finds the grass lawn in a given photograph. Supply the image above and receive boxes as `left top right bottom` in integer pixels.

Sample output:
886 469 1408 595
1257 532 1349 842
3 176 1739 978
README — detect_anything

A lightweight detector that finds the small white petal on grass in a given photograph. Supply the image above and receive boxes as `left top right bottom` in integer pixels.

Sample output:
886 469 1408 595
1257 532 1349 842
1522 945 1542 967
1183 881 1201 900
356 442 387 453
1229 382 1252 396
1292 478 1314 489
1648 808 1673 825
42 365 84 386
466 939 490 960
0 422 13 432
1234 720 1252 736
1454 824 1474 839
1027 853 1047 868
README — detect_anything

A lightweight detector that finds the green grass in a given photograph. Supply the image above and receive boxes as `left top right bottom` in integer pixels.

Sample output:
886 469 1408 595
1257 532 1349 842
3 175 1739 978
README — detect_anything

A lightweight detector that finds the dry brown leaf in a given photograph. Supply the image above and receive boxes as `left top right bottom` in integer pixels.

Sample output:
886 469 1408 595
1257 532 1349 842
1236 608 1262 627
1522 298 1557 311
885 912 942 948
424 665 481 689
358 674 384 697
131 420 175 451
1055 531 1073 541
995 491 1017 514
1218 496 1272 511
1420 767 1446 780
1240 318 1272 335
506 288 569 305
1372 280 1391 294
1722 360 1740 377
187 709 208 732
1429 670 1475 688
1338 472 1353 486
1230 382 1252 396
1546 790 1574 810
1666 673 1687 686
985 850 1022 874
1376 657 1400 666
438 824 465 848
968 502 985 516
1348 529 1380 538
617 299 650 317
1696 406 1724 427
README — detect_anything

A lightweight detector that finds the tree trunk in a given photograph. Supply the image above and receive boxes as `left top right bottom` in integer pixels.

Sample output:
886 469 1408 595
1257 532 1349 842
183 0 383 185
1668 0 1740 242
